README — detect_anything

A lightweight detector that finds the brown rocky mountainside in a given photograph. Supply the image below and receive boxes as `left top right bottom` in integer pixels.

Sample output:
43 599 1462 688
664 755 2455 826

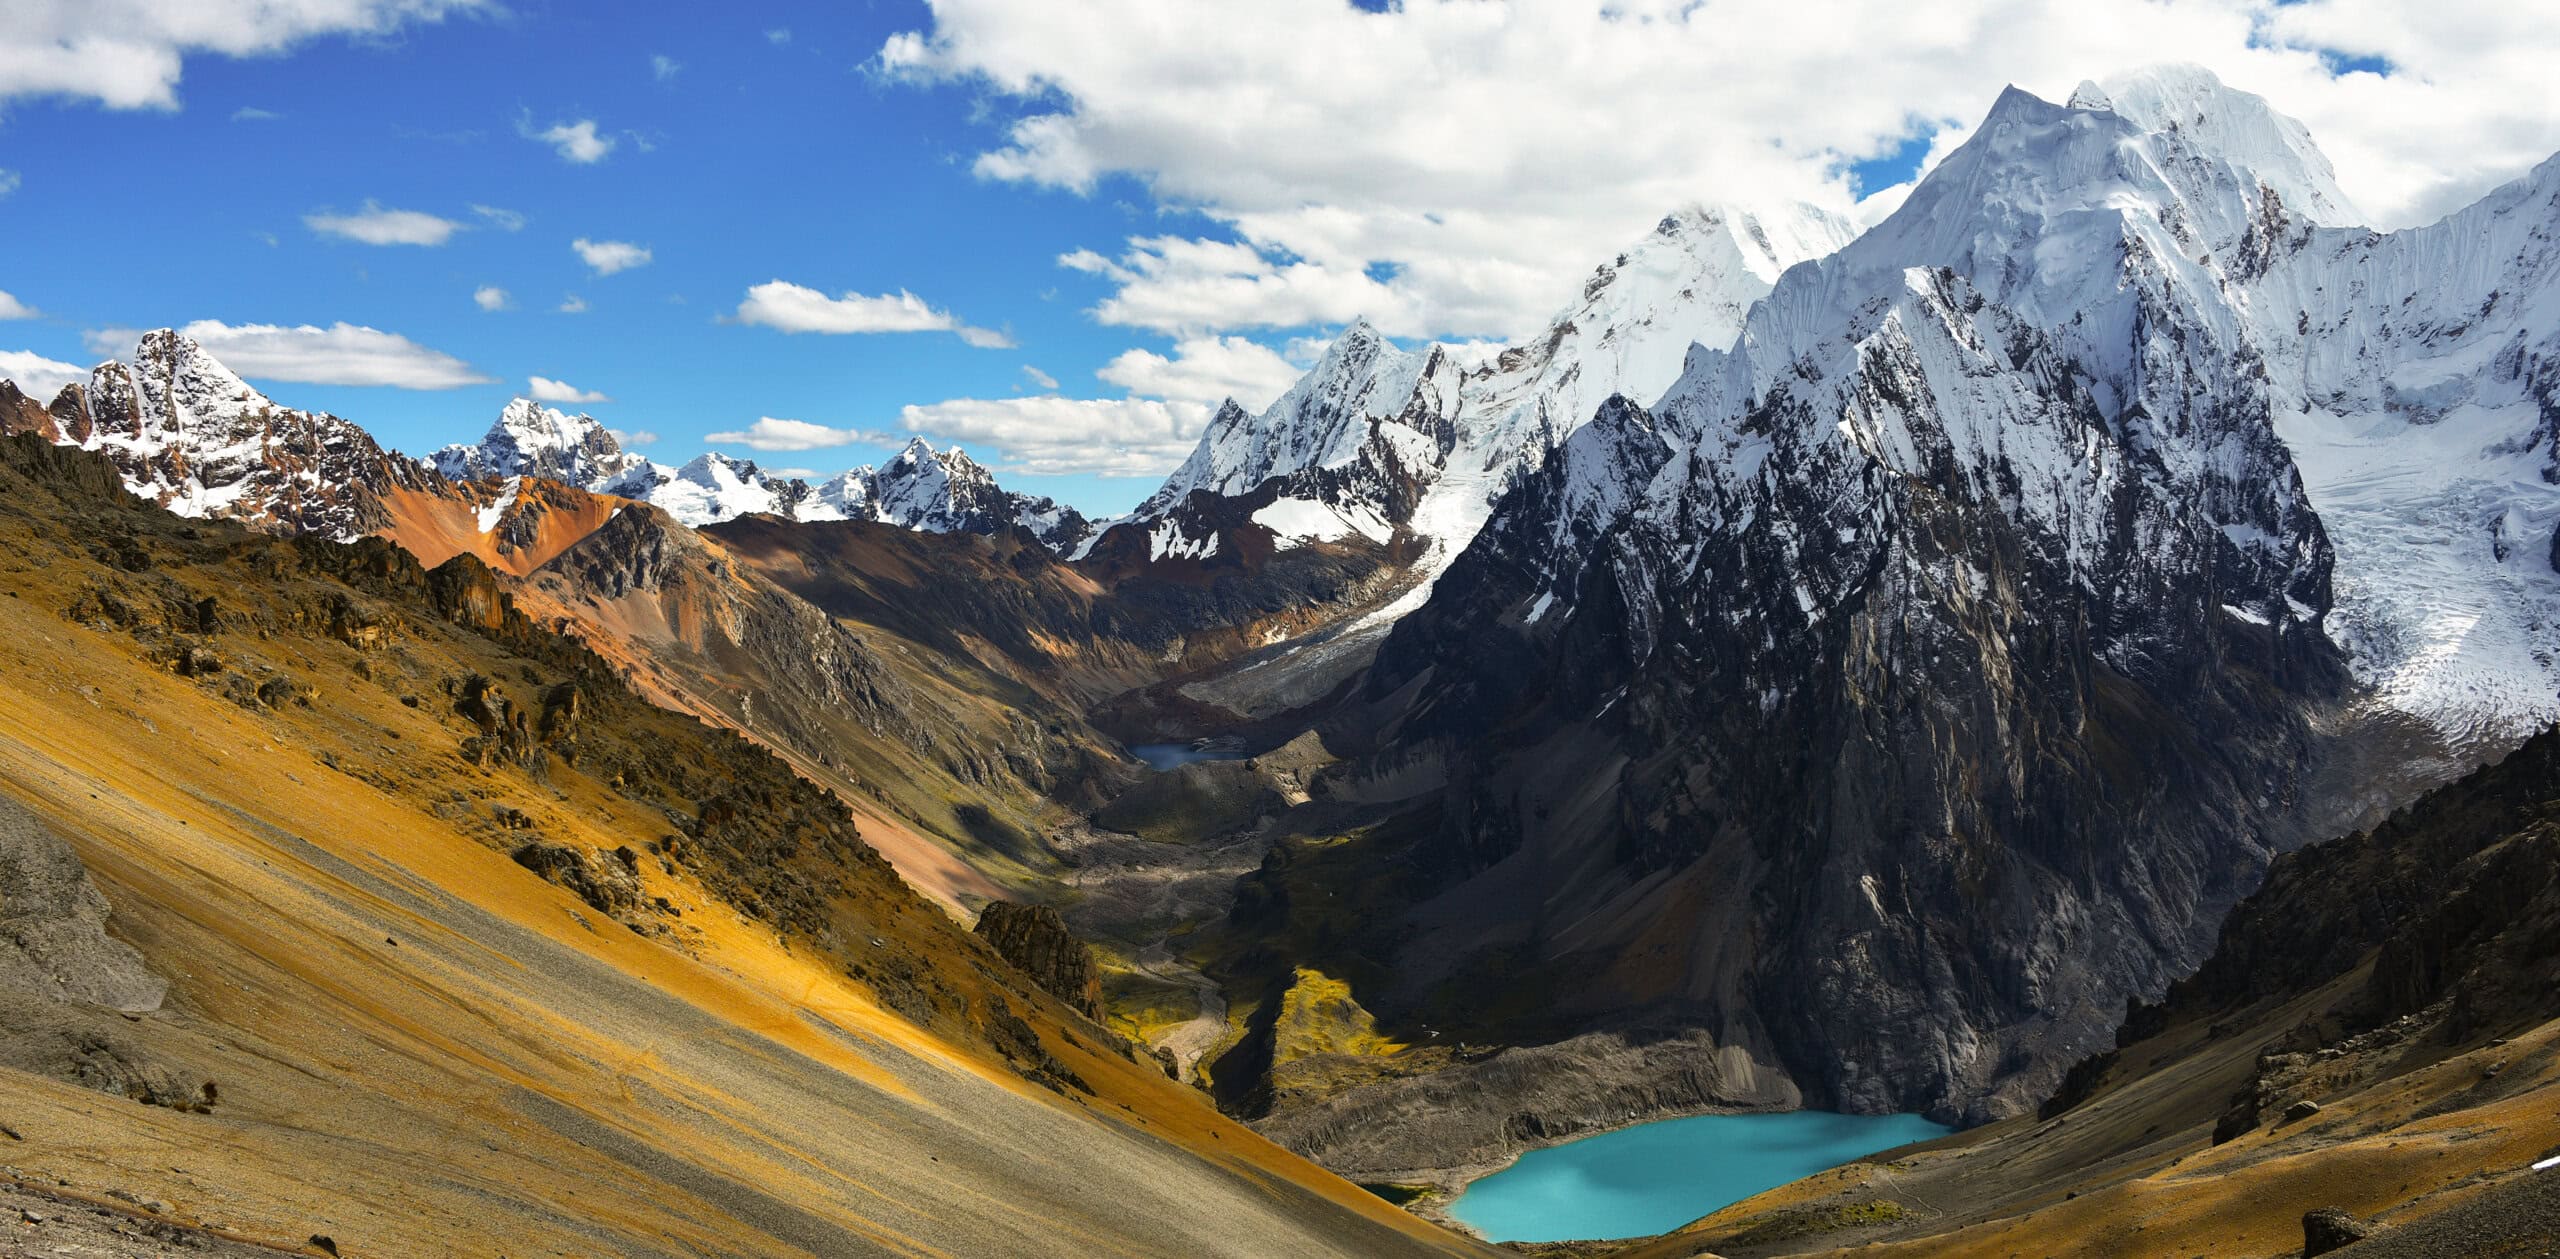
0 434 1484 1258
1608 725 2560 1258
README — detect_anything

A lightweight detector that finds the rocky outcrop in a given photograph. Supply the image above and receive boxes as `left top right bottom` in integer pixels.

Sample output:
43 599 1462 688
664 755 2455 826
973 902 1103 1020
1252 1026 1800 1179
0 796 168 1014
0 380 59 441
511 841 644 919
0 795 217 1112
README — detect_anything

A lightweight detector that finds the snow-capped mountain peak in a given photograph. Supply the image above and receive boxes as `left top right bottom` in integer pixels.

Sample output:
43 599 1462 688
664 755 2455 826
1127 197 1858 623
126 328 272 436
2092 63 2359 226
433 397 641 486
0 329 422 540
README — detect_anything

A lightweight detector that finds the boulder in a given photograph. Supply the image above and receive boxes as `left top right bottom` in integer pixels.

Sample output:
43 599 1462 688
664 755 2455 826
2303 1206 2375 1256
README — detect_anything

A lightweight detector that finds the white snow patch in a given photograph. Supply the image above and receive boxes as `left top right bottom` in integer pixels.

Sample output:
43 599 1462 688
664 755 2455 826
1147 520 1220 561
475 477 523 534
1251 496 1390 547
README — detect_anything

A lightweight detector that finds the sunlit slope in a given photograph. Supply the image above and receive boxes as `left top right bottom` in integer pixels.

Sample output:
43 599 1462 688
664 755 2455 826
0 435 1481 1259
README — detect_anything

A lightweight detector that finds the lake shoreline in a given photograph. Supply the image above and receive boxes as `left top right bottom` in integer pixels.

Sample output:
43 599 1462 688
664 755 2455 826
1371 1106 1951 1245
1349 1100 1799 1243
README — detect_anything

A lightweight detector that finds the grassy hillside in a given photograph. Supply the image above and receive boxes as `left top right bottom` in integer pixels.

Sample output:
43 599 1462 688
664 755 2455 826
0 434 1485 1258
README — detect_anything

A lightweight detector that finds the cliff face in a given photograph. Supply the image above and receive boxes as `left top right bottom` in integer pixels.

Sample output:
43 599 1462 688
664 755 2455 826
2094 723 2560 1137
1606 720 2560 1259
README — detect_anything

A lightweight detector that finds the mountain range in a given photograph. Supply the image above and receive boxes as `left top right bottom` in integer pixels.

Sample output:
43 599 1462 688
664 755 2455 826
3 59 2559 1258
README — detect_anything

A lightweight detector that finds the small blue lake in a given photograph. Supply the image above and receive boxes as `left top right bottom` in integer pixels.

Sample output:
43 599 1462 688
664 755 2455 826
1445 1109 1950 1243
1128 743 1250 771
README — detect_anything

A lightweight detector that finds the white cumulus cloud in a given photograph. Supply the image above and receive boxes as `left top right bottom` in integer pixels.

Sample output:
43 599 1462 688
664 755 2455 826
704 417 895 451
557 294 588 314
304 201 464 246
573 238 652 275
470 203 525 231
0 0 486 111
651 54 680 81
1097 335 1302 411
527 375 609 404
889 337 1299 477
524 116 615 164
1021 364 1059 391
884 0 2560 343
730 281 1012 347
606 428 658 446
84 320 489 390
896 395 1211 477
0 290 38 320
0 350 85 399
472 285 510 311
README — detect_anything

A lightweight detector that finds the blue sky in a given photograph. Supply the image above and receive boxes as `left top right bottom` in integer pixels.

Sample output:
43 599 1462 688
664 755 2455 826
0 4 1205 512
3 1 2553 517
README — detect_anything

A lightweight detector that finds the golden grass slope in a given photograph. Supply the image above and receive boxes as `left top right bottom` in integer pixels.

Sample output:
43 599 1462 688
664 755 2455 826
0 436 1485 1259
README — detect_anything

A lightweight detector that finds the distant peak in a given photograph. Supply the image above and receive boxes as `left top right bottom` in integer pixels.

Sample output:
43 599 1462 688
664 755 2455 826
124 327 269 412
2066 80 2113 111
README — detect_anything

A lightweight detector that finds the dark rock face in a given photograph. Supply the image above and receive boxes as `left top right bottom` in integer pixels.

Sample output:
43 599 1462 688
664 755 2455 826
2304 1206 2376 1255
1353 262 2348 1125
0 380 59 441
974 902 1104 1020
979 993 1091 1095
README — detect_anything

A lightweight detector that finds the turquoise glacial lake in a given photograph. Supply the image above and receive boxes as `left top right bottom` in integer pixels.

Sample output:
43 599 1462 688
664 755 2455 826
1445 1109 1951 1243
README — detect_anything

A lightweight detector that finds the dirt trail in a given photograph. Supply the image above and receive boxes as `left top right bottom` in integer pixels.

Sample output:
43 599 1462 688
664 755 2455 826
1052 817 1272 1082
1136 937 1229 1082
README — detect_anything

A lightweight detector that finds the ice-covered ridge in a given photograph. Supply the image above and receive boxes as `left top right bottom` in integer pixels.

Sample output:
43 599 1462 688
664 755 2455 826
1503 64 2560 753
1133 200 1860 612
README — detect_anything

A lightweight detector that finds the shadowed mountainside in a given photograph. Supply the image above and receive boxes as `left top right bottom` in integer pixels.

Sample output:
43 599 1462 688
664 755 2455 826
1607 725 2560 1258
